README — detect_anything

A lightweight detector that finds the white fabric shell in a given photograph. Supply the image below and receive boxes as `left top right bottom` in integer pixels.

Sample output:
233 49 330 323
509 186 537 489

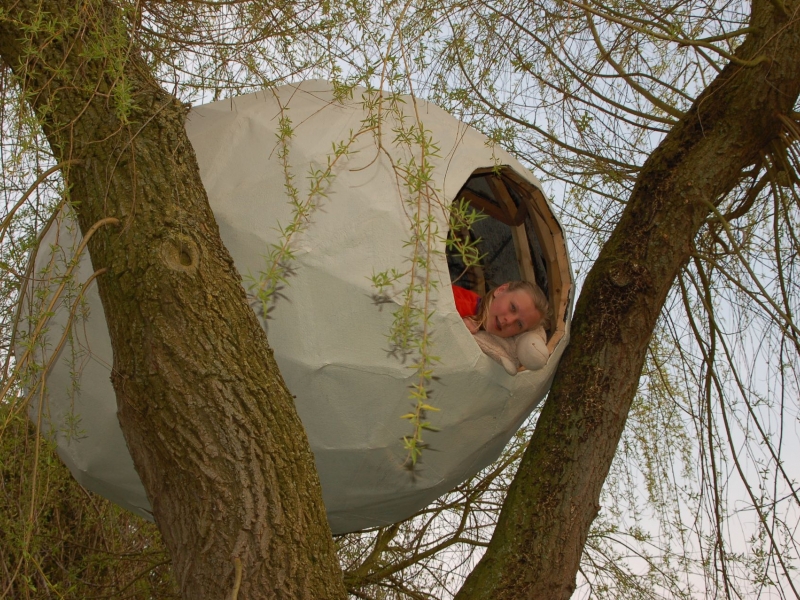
24 81 573 534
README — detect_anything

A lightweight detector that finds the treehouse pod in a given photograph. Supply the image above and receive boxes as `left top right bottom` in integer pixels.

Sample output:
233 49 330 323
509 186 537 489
22 81 573 534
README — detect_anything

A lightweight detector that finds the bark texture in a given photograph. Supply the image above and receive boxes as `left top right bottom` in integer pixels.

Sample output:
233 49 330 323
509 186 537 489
0 2 346 599
456 1 800 598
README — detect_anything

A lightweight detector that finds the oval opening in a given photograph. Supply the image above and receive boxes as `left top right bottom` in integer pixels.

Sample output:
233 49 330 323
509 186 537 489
447 166 570 353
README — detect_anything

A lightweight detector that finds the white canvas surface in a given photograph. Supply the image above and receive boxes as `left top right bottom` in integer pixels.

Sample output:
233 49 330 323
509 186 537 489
24 81 573 533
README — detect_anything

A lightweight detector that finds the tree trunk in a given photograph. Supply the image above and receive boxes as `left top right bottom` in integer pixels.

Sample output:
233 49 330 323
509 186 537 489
0 2 346 599
455 1 800 598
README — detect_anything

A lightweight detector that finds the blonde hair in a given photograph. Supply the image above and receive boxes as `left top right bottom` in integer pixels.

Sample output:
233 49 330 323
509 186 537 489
472 280 550 332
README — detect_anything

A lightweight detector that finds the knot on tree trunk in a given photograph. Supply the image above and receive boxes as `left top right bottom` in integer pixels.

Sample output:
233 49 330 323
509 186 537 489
162 234 200 274
607 259 650 291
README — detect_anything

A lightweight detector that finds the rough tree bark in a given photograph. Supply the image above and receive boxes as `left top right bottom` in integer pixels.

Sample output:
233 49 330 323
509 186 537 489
455 1 800 598
0 2 346 599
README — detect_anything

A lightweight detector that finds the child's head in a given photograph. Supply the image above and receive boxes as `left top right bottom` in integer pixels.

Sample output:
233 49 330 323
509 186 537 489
479 281 550 338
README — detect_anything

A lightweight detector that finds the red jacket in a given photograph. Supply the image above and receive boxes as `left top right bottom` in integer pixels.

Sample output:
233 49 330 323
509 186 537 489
452 285 480 318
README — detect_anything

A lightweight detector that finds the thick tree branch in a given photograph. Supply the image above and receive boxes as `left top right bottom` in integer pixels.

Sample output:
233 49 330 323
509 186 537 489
0 2 346 599
455 1 800 598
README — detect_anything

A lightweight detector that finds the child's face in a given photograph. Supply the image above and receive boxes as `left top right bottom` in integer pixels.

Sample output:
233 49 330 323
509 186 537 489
485 284 541 338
